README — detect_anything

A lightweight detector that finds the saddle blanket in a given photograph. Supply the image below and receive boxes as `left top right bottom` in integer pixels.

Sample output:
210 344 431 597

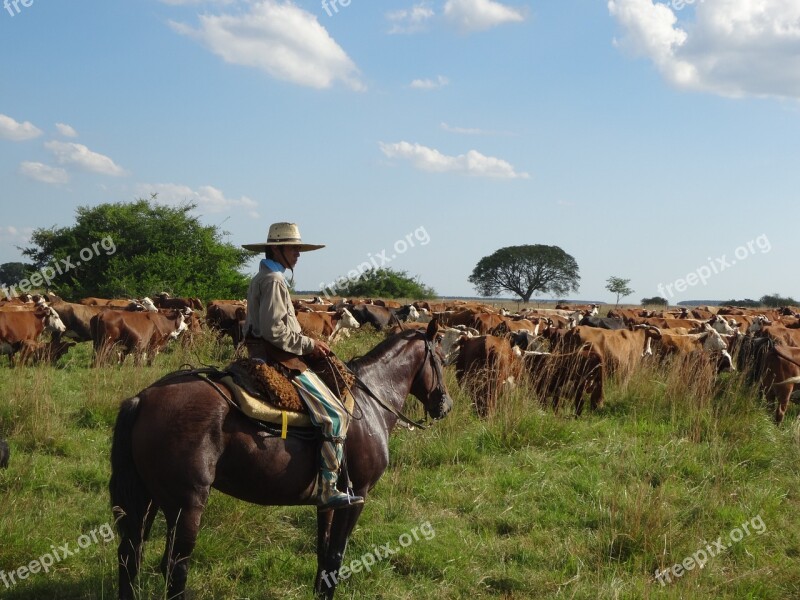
219 359 355 437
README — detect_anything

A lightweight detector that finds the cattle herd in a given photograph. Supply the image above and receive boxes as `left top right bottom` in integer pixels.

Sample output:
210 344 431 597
2 292 800 432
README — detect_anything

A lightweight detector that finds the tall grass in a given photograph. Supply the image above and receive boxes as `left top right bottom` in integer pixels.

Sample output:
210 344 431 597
1 328 799 599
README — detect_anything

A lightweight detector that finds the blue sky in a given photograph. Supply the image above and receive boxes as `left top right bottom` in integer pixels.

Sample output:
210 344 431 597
1 0 799 303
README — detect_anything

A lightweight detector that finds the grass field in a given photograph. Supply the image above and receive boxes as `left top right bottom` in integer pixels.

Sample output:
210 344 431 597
1 325 800 599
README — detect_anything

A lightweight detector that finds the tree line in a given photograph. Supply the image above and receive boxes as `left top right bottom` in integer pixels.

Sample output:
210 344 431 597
2 199 793 306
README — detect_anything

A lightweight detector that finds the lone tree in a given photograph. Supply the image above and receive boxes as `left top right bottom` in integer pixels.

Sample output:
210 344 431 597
606 276 634 307
469 244 580 303
21 197 252 300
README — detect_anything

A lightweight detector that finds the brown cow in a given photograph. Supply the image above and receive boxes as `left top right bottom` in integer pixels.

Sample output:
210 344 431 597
646 326 734 372
79 297 136 308
433 309 479 328
296 308 360 342
50 300 109 342
490 318 539 336
522 343 604 415
0 307 67 365
455 334 519 417
755 324 800 347
50 299 150 342
470 312 506 335
153 293 201 311
206 301 248 347
561 326 653 377
761 345 800 423
90 309 188 365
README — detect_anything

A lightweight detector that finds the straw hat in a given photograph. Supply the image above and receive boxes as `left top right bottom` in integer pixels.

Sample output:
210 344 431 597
242 222 325 252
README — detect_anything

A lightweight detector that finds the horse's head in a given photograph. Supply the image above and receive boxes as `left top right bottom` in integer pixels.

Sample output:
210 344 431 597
410 318 453 420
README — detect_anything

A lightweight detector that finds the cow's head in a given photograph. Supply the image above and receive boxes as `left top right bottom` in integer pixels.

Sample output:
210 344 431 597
439 327 472 366
700 326 727 352
38 306 67 334
141 297 158 312
169 312 188 339
747 315 771 334
708 315 735 335
336 307 360 330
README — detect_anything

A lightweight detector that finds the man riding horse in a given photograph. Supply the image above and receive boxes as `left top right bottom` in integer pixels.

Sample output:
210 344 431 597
242 222 363 510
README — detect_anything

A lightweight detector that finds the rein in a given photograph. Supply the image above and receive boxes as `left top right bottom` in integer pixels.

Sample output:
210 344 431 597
335 331 444 430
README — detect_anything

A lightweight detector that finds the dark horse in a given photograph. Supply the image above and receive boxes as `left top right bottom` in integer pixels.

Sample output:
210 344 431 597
110 319 452 599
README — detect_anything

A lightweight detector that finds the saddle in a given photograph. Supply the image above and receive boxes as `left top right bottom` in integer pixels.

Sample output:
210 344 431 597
216 356 356 437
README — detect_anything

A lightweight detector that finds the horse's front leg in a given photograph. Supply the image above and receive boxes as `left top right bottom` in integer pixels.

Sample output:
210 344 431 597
313 501 366 600
314 509 334 592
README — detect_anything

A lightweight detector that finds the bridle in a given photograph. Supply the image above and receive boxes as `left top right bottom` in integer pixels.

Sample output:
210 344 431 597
339 330 448 430
411 334 448 415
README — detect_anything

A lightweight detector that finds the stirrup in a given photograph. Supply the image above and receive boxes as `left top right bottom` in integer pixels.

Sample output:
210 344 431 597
318 484 364 510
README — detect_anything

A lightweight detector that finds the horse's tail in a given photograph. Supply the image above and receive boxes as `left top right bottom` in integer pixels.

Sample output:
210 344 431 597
110 395 153 543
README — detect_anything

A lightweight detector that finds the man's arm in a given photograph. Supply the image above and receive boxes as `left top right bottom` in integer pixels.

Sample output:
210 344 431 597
259 278 315 355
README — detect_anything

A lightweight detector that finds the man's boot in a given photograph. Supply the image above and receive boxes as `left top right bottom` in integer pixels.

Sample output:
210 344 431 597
317 439 364 510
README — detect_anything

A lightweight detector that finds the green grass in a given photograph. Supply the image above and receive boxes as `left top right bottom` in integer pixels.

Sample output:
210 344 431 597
1 327 800 599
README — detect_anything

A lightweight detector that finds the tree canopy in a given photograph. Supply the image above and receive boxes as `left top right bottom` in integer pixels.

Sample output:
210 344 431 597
606 276 634 307
468 244 580 303
0 262 35 288
323 267 435 300
641 296 668 307
720 299 761 308
21 198 252 300
759 293 798 308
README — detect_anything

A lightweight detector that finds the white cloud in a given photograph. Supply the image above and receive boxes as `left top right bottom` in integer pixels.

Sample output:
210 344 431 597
55 123 79 138
387 3 436 34
609 0 800 99
0 114 43 142
410 75 449 89
444 0 526 33
170 1 364 91
44 141 127 177
19 161 70 185
379 141 529 179
137 183 260 217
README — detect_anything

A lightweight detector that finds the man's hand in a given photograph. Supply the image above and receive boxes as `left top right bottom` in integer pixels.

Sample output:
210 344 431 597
310 340 331 358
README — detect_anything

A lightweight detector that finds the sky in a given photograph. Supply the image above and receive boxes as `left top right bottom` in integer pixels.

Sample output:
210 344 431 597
1 0 799 304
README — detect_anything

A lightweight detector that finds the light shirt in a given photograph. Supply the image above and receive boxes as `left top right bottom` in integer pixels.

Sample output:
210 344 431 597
244 259 314 355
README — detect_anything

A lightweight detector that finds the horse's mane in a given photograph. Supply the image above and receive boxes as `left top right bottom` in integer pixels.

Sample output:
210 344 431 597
348 329 423 372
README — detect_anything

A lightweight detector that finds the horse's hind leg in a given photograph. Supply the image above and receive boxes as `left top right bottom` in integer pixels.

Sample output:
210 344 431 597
160 503 206 599
115 500 157 600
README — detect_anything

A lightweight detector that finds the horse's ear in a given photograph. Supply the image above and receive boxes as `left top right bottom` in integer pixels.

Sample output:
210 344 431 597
426 317 439 340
